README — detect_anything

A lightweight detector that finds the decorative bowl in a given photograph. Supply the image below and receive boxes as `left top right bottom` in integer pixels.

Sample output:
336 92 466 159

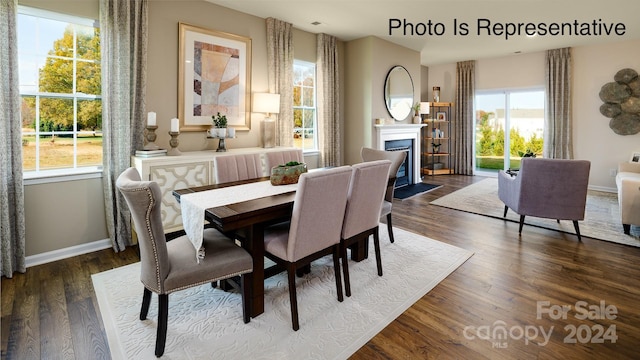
270 162 307 185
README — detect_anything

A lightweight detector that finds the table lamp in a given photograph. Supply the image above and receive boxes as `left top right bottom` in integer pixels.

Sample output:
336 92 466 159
253 93 280 148
419 102 430 122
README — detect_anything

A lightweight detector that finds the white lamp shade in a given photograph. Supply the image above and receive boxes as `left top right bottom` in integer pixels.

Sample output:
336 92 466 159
253 93 281 115
419 102 431 115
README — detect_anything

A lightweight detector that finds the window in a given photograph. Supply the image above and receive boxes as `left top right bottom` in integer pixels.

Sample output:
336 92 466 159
293 60 317 151
475 89 545 173
18 7 101 175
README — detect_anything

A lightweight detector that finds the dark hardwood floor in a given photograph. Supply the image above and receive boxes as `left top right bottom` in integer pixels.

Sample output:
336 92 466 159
3 175 640 359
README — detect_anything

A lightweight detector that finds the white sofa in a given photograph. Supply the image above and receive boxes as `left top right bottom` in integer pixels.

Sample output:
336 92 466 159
616 162 640 234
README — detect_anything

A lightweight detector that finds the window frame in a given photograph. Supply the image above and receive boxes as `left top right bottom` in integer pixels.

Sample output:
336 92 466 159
18 6 103 181
293 60 318 152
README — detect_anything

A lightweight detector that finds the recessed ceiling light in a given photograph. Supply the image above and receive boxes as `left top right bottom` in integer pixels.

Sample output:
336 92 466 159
311 21 321 26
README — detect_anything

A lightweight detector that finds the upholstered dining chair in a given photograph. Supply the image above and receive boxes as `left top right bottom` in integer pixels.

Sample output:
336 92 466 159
498 158 591 240
214 153 263 184
263 166 352 331
116 167 253 357
340 160 391 297
360 147 407 243
265 148 304 170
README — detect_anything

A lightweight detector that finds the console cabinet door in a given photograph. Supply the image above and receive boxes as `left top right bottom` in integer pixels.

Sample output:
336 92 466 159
149 161 210 232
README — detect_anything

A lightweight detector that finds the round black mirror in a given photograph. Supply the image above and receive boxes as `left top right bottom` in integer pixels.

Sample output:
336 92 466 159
384 65 414 121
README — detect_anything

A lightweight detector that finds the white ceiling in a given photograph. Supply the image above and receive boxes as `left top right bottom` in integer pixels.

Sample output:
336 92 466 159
204 0 640 66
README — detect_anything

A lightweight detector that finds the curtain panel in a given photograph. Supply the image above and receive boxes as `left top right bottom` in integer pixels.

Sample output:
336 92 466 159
316 33 341 167
100 0 148 251
0 0 26 278
544 47 573 159
454 60 476 175
266 18 294 147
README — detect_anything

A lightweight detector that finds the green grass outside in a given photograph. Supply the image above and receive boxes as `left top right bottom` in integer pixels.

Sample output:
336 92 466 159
476 156 523 170
22 134 103 171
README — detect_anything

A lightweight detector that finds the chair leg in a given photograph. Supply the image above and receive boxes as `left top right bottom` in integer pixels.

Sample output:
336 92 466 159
386 214 395 243
155 294 168 357
332 246 344 302
286 264 300 331
341 241 352 297
623 224 631 235
573 221 582 241
518 215 526 235
140 288 152 320
240 273 251 324
503 205 508 218
373 230 383 277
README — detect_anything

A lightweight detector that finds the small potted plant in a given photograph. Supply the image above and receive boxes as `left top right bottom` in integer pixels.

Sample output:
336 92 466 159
412 103 422 124
211 112 227 137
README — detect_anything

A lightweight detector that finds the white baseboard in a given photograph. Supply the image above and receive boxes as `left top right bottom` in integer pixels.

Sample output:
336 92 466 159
26 238 113 268
588 185 617 193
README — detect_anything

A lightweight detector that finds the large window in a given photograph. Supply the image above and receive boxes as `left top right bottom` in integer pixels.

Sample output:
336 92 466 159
18 7 102 175
293 60 317 151
475 89 545 173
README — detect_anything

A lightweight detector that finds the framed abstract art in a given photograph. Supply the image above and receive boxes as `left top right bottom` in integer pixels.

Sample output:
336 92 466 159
178 23 252 131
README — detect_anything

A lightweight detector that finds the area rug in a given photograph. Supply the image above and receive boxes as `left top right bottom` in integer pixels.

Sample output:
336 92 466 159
430 177 640 247
394 183 442 200
92 227 472 360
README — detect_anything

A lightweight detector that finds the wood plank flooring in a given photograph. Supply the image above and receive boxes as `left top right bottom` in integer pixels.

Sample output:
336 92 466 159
3 175 640 359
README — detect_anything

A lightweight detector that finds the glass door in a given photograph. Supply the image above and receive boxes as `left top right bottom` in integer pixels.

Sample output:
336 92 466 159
475 90 544 174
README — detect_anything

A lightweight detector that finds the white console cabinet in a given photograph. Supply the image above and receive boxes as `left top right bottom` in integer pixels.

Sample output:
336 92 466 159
132 147 297 232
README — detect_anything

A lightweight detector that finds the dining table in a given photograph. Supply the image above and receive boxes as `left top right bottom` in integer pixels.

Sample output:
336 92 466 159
173 175 368 318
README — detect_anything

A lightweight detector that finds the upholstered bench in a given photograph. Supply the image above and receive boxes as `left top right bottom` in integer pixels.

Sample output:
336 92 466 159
616 162 640 234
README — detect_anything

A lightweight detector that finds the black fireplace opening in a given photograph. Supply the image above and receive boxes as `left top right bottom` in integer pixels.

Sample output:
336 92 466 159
384 139 413 188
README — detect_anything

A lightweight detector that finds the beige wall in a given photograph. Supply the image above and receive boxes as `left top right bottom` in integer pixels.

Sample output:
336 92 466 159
343 36 421 165
427 39 640 190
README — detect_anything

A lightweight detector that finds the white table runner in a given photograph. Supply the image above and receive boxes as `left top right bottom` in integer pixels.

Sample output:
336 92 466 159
180 181 298 261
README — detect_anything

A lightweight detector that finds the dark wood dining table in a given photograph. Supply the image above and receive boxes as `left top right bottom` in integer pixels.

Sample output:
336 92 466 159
173 176 367 318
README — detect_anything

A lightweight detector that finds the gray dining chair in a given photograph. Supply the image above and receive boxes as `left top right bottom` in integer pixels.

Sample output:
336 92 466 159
265 148 304 170
263 166 352 331
340 160 391 297
214 153 263 184
360 147 407 243
116 167 253 357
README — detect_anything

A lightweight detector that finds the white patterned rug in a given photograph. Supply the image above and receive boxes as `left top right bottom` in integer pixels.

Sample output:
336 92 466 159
92 227 472 359
431 178 640 247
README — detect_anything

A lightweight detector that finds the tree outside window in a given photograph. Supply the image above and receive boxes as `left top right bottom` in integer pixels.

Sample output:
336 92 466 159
293 61 317 151
19 8 102 173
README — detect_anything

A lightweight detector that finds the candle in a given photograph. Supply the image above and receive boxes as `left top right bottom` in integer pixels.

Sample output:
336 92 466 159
171 118 180 133
147 112 156 126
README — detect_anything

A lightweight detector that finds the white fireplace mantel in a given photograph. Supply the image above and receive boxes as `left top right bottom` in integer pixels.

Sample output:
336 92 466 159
374 124 427 185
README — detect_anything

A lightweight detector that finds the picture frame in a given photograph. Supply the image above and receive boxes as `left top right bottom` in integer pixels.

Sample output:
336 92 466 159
436 111 447 121
631 152 640 163
178 23 252 132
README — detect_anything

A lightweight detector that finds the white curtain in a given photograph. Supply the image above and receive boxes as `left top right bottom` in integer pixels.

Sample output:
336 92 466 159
316 33 341 167
454 60 476 175
544 48 573 159
0 0 26 278
266 17 294 147
101 0 148 251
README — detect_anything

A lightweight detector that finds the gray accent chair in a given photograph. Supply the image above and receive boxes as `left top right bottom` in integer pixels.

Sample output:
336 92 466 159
498 158 591 240
263 166 352 330
340 160 391 297
116 167 253 357
265 148 304 170
214 153 263 184
360 147 407 243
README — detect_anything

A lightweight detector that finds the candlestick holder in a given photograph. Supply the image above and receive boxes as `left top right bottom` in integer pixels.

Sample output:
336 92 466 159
143 125 160 150
167 131 181 156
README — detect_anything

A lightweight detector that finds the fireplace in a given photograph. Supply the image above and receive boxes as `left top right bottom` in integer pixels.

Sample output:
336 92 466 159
373 123 425 186
385 139 413 187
